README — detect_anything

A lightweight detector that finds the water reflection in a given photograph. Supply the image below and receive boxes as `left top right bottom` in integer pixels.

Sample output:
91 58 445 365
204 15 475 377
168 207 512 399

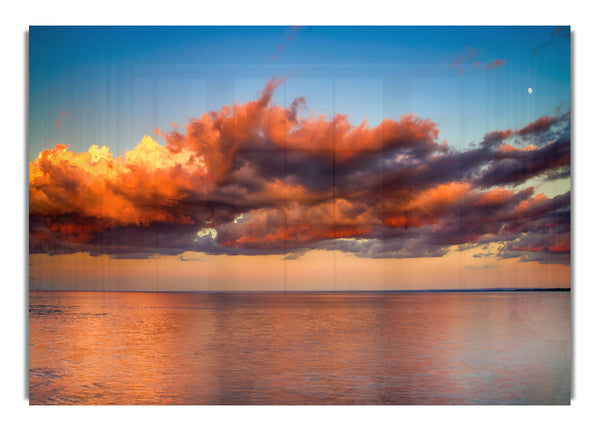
29 291 570 404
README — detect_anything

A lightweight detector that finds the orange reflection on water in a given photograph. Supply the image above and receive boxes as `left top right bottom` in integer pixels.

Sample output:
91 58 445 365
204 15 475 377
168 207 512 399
29 291 570 404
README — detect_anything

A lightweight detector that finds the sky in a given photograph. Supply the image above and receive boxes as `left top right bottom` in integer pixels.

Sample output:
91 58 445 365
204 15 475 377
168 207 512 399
28 26 571 291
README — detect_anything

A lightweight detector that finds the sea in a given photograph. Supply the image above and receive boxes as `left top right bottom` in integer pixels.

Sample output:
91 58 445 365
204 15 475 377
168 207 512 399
28 290 571 405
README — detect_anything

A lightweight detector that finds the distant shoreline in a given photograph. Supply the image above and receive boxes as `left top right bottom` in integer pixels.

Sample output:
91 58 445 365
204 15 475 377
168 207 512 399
29 287 571 294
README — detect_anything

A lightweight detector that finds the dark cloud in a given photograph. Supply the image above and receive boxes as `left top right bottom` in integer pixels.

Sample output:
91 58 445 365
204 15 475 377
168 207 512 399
497 231 570 265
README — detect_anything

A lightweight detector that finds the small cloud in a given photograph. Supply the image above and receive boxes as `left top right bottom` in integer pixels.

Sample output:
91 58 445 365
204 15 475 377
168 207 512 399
283 251 306 260
532 27 569 56
286 26 302 41
177 255 203 262
169 122 178 129
56 112 68 131
483 59 505 70
272 27 302 59
450 47 478 74
466 264 497 271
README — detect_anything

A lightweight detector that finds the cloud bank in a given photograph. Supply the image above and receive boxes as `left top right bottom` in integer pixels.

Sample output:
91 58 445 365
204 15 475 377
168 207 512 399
29 78 571 264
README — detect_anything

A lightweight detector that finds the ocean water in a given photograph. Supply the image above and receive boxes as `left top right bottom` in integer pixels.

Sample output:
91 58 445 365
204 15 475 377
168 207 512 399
28 290 570 405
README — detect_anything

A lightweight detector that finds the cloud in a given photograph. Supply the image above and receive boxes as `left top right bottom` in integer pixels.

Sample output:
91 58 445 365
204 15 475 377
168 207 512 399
29 79 571 264
497 230 570 265
177 254 203 262
531 27 570 55
450 47 478 74
271 26 303 59
466 265 497 271
55 112 68 131
483 59 505 70
450 49 505 74
286 26 302 41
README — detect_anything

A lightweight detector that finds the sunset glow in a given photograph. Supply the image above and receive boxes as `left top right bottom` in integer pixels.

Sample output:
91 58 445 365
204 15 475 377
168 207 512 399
29 26 571 291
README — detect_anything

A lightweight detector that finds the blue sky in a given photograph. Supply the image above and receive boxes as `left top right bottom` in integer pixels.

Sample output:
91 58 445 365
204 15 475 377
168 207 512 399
29 26 570 160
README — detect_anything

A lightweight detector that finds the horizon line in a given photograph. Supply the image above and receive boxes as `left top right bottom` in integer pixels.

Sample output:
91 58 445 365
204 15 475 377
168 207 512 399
29 287 571 294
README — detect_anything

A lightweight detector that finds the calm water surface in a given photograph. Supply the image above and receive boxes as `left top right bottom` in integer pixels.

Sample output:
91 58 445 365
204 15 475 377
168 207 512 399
29 291 570 404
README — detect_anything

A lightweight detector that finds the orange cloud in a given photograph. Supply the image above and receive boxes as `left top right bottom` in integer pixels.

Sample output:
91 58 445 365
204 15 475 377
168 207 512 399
450 47 478 74
500 143 536 153
475 188 514 206
382 182 471 229
29 79 571 264
29 137 205 228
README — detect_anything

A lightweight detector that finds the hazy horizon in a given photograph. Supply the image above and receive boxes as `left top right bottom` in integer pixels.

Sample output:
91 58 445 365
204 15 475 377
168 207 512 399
29 287 571 293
